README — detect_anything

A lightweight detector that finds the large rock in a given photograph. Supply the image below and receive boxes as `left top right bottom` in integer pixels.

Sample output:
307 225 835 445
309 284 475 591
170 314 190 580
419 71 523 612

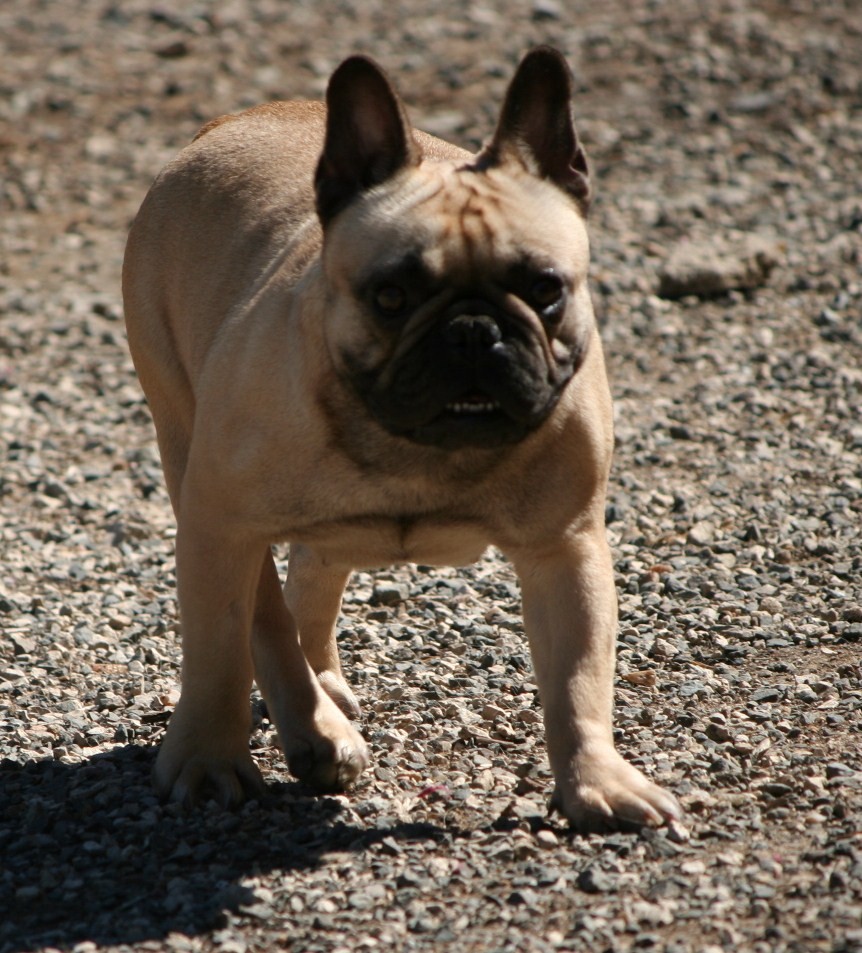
657 233 781 299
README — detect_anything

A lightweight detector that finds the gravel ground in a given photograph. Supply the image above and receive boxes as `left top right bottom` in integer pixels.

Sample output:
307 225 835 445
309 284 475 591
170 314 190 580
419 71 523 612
2 1 861 951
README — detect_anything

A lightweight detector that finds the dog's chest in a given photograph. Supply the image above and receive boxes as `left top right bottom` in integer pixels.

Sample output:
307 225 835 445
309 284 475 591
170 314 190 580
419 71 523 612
288 510 490 570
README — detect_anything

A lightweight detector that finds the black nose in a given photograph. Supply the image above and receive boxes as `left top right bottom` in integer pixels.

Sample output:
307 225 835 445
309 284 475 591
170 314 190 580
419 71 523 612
443 313 502 351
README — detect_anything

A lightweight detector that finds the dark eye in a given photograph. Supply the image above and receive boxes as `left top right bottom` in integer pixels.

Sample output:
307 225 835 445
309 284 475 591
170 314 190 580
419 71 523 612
374 285 407 314
531 275 565 311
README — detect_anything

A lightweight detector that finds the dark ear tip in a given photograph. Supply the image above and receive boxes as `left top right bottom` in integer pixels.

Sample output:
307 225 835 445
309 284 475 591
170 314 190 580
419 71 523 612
519 46 571 75
327 55 389 98
522 45 567 63
510 47 574 103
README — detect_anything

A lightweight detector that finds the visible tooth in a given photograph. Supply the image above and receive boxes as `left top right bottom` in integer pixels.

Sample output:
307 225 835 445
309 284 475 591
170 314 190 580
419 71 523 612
446 401 500 414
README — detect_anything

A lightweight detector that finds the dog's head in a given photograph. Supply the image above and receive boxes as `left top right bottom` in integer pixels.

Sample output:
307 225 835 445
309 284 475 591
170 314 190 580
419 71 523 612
316 47 594 450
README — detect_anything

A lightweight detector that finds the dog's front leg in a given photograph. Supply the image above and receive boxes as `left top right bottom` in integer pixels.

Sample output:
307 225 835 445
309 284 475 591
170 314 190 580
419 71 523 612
512 530 682 832
154 510 266 807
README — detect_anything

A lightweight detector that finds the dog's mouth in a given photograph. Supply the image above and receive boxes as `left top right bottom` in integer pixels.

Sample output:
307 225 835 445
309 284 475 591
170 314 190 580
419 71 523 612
402 389 534 448
341 306 580 449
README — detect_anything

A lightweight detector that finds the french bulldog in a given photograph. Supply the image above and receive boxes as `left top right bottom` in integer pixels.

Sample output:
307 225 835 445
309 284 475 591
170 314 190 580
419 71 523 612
122 46 681 831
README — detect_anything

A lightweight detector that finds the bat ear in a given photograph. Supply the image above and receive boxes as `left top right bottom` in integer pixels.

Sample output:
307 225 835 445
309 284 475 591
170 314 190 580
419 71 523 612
480 46 591 214
315 56 420 225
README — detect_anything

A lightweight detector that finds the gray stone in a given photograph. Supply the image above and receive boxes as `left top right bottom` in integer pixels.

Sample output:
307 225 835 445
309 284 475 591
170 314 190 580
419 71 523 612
657 234 780 299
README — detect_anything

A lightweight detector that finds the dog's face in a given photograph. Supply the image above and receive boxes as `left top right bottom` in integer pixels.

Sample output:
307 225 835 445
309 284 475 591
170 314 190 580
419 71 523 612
315 48 593 450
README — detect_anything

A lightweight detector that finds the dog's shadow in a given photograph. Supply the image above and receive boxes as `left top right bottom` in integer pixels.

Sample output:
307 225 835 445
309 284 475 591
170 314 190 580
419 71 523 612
0 745 453 952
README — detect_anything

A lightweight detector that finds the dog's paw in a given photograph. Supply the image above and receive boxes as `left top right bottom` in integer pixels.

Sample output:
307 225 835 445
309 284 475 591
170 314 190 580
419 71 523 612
154 730 265 809
317 670 362 720
550 746 682 833
273 690 369 792
285 730 369 792
282 719 369 792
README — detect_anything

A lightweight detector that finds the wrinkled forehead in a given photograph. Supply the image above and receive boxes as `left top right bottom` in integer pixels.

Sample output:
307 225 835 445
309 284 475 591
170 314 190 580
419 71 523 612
327 161 589 282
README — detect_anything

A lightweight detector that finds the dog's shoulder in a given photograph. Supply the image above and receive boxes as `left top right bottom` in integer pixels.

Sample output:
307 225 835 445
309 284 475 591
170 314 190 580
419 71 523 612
193 100 328 142
411 129 473 164
193 102 470 166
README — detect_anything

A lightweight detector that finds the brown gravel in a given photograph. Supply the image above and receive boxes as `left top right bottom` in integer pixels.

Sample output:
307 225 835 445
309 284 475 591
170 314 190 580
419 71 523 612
2 1 861 952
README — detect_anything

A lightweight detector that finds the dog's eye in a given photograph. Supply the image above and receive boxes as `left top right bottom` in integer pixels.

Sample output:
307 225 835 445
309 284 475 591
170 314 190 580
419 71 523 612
374 285 407 314
530 275 565 311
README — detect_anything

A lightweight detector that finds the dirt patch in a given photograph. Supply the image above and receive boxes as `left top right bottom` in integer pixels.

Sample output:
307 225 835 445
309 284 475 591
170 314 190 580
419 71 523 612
2 1 861 951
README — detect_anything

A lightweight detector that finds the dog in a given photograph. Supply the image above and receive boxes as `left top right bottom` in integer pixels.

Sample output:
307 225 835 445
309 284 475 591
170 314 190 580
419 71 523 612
122 47 681 831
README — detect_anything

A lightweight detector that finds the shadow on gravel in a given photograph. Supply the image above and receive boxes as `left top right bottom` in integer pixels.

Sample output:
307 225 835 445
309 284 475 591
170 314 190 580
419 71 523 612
0 745 452 952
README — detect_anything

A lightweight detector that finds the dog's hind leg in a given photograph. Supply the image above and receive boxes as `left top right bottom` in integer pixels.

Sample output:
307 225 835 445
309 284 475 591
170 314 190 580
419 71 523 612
282 544 361 719
252 550 368 790
144 388 192 517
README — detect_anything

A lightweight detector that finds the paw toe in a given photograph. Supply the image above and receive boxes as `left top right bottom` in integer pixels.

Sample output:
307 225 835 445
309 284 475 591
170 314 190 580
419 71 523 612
287 734 369 791
552 754 683 833
154 753 264 809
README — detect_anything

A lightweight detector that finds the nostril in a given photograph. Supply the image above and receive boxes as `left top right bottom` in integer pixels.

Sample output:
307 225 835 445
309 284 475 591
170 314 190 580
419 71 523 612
444 314 502 349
